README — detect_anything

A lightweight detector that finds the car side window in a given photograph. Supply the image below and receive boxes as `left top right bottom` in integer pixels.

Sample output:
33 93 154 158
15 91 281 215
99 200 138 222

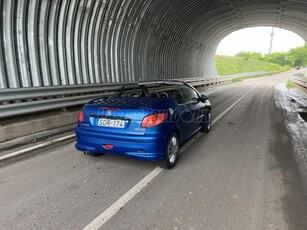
179 85 199 103
168 89 185 104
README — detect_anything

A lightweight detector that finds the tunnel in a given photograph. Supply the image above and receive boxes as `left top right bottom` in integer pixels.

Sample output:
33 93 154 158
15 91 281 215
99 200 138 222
0 0 307 89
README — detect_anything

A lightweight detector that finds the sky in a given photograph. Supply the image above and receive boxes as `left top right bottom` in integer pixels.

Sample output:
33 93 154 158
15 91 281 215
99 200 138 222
216 27 305 56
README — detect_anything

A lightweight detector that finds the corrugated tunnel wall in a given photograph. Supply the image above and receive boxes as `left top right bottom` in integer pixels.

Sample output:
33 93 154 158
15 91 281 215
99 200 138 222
0 0 307 89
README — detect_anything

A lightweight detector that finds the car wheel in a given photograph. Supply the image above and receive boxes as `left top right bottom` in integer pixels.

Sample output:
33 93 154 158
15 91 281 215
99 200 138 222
158 132 179 169
201 111 212 133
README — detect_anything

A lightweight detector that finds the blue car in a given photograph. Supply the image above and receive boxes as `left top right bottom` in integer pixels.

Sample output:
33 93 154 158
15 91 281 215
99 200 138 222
75 81 211 169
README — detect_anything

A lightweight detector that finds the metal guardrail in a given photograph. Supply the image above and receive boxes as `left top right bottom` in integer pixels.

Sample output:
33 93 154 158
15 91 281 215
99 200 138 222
0 72 268 119
291 76 307 89
0 83 130 119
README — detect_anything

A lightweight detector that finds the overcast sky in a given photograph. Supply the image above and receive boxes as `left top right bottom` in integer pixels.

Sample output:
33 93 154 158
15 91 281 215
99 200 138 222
216 27 305 56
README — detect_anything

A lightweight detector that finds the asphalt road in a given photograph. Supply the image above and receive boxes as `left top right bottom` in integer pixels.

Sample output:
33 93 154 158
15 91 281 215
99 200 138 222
1 71 306 230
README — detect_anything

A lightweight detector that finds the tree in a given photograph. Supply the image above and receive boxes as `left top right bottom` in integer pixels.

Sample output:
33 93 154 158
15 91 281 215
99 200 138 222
288 45 307 66
234 45 307 68
266 52 295 66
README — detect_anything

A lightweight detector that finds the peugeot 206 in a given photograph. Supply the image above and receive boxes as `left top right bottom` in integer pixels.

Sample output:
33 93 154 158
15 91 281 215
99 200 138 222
75 81 211 169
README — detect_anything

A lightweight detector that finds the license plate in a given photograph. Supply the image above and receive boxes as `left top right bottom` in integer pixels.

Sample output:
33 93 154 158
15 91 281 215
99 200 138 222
98 118 125 128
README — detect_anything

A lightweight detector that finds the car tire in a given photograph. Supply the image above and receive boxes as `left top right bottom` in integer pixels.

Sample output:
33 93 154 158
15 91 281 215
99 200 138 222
201 111 212 133
158 132 179 169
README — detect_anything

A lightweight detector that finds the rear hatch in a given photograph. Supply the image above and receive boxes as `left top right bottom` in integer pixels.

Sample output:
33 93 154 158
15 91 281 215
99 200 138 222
80 97 171 136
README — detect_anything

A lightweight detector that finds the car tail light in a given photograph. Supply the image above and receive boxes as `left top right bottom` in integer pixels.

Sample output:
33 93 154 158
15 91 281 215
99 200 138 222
141 113 167 128
78 111 84 122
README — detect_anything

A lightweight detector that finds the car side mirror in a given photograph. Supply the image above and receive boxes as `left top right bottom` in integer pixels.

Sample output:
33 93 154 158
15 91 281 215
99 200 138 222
200 94 208 102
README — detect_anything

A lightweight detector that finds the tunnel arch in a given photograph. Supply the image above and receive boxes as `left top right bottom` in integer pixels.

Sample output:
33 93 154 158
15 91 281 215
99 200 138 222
0 0 307 89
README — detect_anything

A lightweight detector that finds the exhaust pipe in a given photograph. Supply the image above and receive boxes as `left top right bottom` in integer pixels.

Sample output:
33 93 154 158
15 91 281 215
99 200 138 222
83 150 90 155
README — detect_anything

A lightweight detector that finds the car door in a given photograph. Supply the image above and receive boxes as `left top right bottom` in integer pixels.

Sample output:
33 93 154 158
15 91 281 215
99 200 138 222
178 84 203 135
167 88 192 141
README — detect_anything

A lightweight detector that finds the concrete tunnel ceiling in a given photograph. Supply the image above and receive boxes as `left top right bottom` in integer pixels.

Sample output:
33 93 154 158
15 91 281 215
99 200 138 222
0 0 307 89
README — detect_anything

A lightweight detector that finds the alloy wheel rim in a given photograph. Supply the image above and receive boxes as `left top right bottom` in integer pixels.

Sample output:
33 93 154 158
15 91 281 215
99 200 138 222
207 113 212 129
168 136 179 164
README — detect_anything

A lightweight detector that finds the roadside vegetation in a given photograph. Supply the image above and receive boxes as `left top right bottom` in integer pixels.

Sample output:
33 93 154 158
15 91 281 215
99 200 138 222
215 44 307 76
215 55 288 76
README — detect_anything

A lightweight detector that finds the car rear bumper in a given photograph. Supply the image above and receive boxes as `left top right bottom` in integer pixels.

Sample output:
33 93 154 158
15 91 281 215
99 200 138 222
75 127 168 161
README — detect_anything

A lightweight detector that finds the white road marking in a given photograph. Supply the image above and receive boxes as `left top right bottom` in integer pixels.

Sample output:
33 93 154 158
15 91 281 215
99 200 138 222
212 81 262 125
83 81 263 230
0 134 75 161
83 167 163 230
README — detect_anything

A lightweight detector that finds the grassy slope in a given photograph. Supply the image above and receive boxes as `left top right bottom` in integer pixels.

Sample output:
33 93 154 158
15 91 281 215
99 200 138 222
215 55 290 76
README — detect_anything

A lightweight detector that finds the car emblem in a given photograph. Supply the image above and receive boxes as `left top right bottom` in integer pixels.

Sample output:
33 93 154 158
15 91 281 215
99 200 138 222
106 110 112 116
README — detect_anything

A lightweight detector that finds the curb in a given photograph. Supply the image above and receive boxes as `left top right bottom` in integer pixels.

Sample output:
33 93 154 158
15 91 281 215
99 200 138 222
0 134 75 167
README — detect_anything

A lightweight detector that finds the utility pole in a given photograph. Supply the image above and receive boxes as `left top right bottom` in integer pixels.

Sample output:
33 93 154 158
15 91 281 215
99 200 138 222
268 27 274 55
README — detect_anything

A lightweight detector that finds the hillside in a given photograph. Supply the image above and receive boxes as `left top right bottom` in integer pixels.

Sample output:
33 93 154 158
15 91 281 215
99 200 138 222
215 55 290 76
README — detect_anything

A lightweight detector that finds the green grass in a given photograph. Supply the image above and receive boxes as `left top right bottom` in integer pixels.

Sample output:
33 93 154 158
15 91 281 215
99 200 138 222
215 55 290 76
